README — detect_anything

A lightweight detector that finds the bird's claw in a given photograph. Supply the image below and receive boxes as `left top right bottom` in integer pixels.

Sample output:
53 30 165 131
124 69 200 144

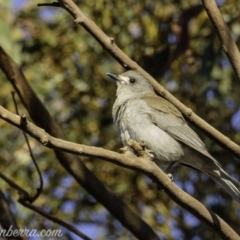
125 139 153 160
167 173 173 182
156 173 174 192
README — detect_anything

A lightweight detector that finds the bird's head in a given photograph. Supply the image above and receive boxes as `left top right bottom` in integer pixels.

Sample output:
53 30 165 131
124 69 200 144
106 70 154 99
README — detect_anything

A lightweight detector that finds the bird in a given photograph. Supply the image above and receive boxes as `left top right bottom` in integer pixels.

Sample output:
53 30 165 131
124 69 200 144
106 70 240 203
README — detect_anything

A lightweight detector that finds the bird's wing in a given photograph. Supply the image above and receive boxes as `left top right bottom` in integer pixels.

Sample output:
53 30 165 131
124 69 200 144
142 93 218 163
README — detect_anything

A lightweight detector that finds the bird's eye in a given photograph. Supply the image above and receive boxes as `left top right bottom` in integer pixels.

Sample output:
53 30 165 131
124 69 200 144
129 78 135 83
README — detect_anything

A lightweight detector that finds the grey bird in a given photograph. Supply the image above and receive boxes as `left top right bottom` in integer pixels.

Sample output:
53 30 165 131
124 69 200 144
106 70 240 203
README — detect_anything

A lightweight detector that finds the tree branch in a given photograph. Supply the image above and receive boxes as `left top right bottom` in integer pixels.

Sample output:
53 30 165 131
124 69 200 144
0 190 25 240
0 171 91 240
1 1 239 239
12 92 43 203
202 0 240 83
0 46 160 240
18 196 92 240
47 0 240 159
0 106 239 240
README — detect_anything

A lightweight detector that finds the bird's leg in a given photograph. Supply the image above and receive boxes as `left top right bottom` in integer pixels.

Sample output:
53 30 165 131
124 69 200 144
140 143 154 160
164 162 177 182
156 162 176 191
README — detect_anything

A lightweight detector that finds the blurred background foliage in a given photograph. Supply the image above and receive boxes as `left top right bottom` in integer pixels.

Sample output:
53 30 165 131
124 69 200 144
0 0 240 239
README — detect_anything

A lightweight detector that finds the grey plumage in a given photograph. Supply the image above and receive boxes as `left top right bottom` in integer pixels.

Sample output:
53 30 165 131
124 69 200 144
107 70 240 203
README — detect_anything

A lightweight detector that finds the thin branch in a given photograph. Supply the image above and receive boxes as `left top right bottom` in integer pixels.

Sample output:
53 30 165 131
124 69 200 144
37 2 60 7
11 92 43 202
0 190 25 240
42 0 240 159
0 173 92 240
0 46 160 240
18 195 92 240
0 106 239 240
0 172 30 199
202 0 240 83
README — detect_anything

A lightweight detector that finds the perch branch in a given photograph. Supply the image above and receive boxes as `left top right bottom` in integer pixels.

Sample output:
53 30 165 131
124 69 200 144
0 106 239 240
18 195 92 240
0 46 160 240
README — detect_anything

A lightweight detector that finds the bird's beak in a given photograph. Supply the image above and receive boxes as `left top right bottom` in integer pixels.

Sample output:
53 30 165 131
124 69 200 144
106 73 120 81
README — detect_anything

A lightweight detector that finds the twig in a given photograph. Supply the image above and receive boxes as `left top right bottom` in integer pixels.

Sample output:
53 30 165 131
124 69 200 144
0 172 91 240
202 0 240 83
18 195 92 240
37 2 60 7
0 105 239 240
0 172 30 199
0 190 25 240
11 92 43 202
0 170 91 239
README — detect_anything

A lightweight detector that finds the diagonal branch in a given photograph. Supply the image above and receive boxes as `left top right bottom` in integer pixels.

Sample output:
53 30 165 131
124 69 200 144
202 0 240 83
46 0 240 159
0 173 92 240
0 46 160 240
12 92 43 203
18 196 92 240
0 190 25 240
0 106 239 240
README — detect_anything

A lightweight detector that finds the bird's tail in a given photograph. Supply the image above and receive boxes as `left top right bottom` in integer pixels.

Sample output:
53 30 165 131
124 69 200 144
206 167 240 203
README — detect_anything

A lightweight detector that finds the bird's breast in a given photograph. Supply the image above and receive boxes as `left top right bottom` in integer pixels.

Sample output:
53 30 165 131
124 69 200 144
113 99 184 163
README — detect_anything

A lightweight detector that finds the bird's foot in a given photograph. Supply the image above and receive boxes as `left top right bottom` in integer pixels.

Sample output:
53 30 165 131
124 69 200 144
120 145 135 157
166 173 173 182
156 173 174 192
162 162 176 184
125 139 153 161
